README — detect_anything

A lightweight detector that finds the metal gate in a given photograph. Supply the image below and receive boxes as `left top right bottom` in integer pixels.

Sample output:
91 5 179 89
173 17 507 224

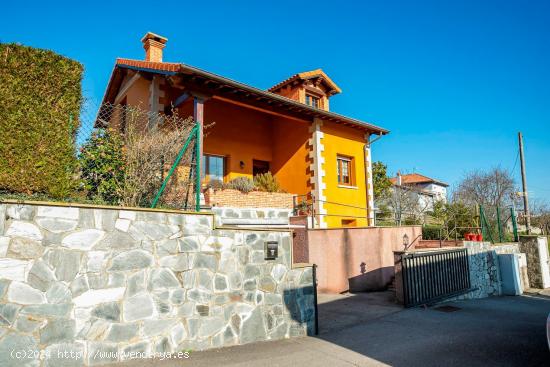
402 248 471 307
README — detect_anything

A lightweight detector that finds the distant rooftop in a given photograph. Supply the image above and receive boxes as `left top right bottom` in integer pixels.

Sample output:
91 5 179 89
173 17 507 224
390 173 448 187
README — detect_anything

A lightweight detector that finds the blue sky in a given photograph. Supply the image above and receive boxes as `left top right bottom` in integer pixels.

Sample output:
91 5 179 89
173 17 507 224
2 0 549 202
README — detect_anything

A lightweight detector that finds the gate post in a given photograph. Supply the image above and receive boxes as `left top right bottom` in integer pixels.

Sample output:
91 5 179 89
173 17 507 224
393 251 405 305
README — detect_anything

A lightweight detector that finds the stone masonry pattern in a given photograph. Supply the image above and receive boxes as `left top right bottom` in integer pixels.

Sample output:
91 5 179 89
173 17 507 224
0 203 314 366
518 236 546 289
211 207 292 227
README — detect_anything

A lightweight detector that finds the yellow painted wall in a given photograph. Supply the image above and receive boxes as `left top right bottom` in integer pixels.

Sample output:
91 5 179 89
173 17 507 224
321 121 369 227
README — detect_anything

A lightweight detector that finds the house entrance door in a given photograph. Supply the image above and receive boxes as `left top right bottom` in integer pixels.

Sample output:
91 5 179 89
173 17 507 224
253 159 270 176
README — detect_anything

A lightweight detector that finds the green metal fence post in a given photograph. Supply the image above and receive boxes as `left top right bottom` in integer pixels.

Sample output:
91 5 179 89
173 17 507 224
195 125 201 212
479 205 494 243
151 125 199 208
479 205 485 240
496 205 503 243
511 207 519 242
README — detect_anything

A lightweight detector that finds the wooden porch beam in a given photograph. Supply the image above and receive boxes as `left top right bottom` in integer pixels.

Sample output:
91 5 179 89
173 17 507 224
173 92 190 108
213 96 311 123
194 97 204 181
114 71 141 104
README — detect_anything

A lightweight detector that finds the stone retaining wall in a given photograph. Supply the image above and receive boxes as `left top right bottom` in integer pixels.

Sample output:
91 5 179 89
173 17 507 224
518 236 550 289
450 242 502 301
0 202 314 366
211 207 293 226
492 243 520 255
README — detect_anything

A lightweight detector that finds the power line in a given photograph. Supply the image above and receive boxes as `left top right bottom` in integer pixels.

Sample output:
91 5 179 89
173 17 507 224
510 149 519 177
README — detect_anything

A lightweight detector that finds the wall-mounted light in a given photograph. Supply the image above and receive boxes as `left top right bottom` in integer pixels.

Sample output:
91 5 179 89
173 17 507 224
239 161 245 169
403 234 409 249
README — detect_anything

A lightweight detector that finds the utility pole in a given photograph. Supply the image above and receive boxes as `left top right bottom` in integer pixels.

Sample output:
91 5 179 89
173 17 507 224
395 172 402 226
518 132 531 234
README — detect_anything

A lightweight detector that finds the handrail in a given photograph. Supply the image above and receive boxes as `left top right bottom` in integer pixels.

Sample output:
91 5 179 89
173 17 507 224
440 225 481 246
404 234 422 251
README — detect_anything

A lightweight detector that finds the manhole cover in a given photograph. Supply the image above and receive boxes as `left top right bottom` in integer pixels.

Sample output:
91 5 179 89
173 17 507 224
433 305 461 313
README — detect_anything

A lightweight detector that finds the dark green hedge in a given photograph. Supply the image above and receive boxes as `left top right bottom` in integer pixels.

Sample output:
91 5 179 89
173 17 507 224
422 225 442 240
0 43 83 198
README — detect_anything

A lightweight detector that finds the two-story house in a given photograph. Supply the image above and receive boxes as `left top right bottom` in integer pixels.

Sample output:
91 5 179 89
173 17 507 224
99 33 389 228
390 173 448 212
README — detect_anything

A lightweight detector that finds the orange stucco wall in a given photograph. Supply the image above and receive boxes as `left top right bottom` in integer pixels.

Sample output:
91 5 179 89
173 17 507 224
197 99 311 196
271 117 311 195
308 226 422 293
125 77 150 109
321 121 369 227
202 99 273 180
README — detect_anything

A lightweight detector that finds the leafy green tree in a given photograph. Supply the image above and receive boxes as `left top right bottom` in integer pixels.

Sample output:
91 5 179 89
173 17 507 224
78 129 125 204
372 161 392 202
427 200 478 239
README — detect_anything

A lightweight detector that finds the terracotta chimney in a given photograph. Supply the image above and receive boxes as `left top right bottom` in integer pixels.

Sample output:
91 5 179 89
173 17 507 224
141 32 168 62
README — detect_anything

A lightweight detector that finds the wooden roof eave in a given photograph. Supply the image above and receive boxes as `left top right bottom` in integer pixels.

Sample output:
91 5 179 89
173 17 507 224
111 61 390 135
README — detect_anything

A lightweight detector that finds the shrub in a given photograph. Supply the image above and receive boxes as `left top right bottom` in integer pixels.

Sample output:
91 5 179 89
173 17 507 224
78 129 125 204
422 225 442 240
253 172 282 193
117 110 195 208
226 177 255 193
78 105 196 208
206 179 224 191
0 43 83 198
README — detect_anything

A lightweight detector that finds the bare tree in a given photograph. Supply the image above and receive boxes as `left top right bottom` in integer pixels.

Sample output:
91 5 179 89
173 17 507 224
122 115 196 208
453 167 516 207
530 199 550 235
384 185 435 225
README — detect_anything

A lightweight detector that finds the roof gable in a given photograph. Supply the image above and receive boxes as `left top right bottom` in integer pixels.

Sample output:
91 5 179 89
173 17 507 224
268 68 342 95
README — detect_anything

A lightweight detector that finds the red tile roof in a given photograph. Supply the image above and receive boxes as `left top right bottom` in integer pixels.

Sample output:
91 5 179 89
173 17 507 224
116 58 180 72
390 173 448 187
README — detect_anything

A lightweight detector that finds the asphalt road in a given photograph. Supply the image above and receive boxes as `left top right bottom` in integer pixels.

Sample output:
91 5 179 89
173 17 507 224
118 294 550 367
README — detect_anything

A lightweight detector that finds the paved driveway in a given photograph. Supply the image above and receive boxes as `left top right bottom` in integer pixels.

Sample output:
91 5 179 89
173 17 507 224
119 294 550 367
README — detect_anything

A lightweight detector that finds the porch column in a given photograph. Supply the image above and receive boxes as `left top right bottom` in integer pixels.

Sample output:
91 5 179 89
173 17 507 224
193 97 204 181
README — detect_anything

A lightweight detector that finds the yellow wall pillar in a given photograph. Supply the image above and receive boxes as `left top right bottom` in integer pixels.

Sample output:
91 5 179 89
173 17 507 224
364 134 375 226
309 118 327 228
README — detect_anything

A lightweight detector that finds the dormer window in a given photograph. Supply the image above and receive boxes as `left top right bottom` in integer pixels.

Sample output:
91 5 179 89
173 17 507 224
305 94 320 109
269 69 341 111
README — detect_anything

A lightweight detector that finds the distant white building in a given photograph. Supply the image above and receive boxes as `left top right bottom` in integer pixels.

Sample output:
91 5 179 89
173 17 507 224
389 173 448 212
